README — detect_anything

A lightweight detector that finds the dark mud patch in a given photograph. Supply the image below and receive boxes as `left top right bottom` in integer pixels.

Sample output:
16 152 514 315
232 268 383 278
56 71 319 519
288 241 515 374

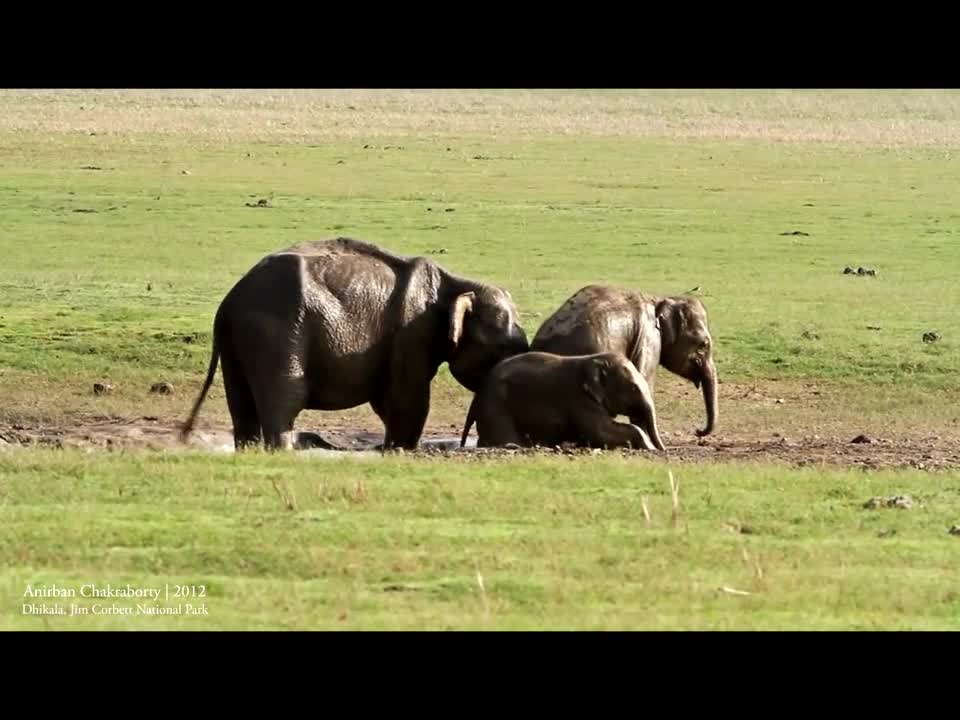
2 420 960 470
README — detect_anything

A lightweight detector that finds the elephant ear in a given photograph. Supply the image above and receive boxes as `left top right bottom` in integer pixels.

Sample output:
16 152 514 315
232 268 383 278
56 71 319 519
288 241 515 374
581 358 609 409
655 298 678 347
449 292 476 347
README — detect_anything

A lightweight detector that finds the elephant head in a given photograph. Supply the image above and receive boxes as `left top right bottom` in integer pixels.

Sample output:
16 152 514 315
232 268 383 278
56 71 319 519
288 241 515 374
447 286 529 392
582 353 666 450
655 296 718 437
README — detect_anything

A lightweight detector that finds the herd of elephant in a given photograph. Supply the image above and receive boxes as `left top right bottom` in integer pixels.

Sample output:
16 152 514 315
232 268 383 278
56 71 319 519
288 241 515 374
180 237 718 453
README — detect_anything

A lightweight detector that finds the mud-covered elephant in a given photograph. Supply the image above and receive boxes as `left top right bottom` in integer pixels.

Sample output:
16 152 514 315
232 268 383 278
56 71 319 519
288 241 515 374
459 351 663 450
530 284 717 441
180 237 530 451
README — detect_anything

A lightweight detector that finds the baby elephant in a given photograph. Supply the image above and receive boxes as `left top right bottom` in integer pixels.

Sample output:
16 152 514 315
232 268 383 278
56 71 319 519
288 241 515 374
459 351 666 451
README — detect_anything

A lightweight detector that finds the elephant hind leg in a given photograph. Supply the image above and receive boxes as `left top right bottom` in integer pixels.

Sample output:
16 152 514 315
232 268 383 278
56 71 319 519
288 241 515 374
254 376 308 452
220 352 262 451
475 410 524 448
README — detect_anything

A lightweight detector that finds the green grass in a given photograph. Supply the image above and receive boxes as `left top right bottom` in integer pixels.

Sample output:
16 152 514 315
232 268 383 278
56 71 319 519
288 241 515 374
2 92 958 416
1 89 959 630
3 450 959 630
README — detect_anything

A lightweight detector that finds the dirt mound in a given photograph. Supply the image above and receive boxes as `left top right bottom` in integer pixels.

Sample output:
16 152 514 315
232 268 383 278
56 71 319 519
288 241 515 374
2 418 960 470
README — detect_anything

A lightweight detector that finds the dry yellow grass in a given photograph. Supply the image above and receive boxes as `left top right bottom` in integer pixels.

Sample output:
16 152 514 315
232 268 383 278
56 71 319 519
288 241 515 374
3 88 960 146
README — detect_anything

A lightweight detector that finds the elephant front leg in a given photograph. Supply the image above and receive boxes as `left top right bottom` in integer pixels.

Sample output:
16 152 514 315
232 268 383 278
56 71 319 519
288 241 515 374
369 396 389 450
379 339 443 450
629 411 666 451
382 381 431 450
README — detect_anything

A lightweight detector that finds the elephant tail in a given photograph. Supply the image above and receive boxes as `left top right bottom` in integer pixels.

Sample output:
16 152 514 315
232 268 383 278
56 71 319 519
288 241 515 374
460 395 479 448
179 326 221 443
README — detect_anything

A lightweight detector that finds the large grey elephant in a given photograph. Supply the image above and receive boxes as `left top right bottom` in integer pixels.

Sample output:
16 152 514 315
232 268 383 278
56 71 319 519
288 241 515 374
459 351 661 450
530 284 717 441
180 237 530 451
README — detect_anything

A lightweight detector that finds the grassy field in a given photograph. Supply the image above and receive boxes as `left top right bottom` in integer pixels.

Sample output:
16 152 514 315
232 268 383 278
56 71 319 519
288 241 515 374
3 449 959 630
2 89 959 630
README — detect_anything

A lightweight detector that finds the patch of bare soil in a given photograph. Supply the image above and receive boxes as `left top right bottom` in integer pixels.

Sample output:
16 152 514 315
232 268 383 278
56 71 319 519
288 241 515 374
660 435 960 471
2 417 959 471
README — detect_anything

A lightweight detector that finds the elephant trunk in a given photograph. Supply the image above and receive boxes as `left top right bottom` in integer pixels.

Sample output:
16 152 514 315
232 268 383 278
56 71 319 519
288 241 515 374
507 322 530 356
696 358 718 437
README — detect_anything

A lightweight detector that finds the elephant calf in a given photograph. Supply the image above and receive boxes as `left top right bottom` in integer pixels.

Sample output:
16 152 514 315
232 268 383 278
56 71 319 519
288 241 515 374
459 351 665 451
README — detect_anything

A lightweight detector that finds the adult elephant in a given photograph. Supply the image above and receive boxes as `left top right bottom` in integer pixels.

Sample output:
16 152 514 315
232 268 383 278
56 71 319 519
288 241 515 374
180 237 530 451
530 285 717 443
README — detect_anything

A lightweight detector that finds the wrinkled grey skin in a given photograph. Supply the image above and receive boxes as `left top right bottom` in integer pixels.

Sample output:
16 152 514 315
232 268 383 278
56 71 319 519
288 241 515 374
181 237 529 451
531 285 717 441
460 351 661 451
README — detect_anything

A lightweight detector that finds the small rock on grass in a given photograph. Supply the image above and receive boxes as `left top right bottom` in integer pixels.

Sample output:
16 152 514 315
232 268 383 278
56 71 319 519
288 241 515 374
889 496 914 510
851 434 873 444
844 266 878 276
863 495 914 510
150 382 174 395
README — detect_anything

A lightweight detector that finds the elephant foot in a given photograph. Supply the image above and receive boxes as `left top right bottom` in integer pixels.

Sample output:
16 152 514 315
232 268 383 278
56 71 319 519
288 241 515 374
372 441 419 453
